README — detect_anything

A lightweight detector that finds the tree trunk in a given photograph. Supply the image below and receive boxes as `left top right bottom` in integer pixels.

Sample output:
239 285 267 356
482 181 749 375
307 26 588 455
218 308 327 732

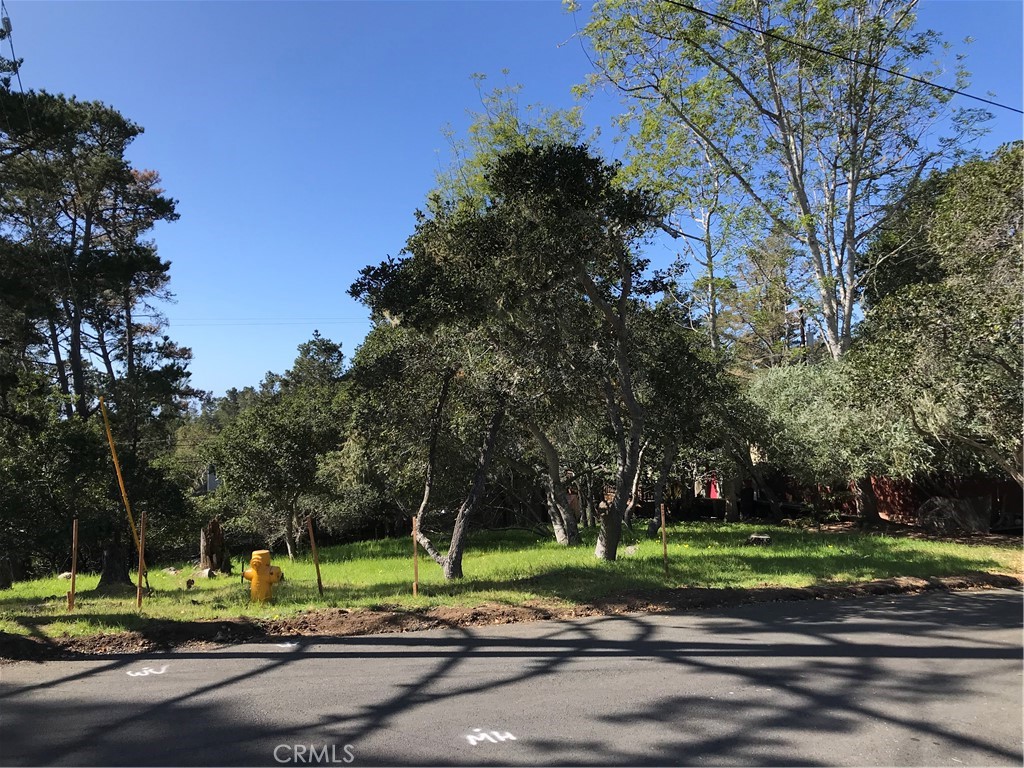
623 439 649 528
855 476 882 527
595 502 623 560
413 370 456 568
545 489 570 545
284 510 296 561
526 421 581 546
98 531 131 587
444 409 504 580
596 375 644 561
583 491 596 528
68 308 89 418
651 442 679 526
47 319 74 419
0 557 13 590
722 475 739 522
199 517 230 573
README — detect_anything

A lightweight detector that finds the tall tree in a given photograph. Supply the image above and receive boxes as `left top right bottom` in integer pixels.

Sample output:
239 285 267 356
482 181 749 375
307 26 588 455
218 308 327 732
579 0 988 358
354 143 660 564
0 88 194 583
725 229 810 369
213 334 349 559
0 95 181 418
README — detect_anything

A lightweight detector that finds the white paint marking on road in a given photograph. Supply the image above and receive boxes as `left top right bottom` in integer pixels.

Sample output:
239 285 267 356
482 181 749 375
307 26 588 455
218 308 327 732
276 642 299 648
126 665 169 677
466 729 517 746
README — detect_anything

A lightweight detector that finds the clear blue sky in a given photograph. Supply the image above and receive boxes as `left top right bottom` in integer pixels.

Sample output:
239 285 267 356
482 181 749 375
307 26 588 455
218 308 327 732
9 1 1022 397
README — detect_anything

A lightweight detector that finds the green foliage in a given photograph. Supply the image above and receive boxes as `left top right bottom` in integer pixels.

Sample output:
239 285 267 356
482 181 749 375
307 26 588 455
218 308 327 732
853 142 1023 485
0 86 196 578
745 361 930 487
580 0 989 357
353 141 674 561
210 334 350 554
435 73 588 209
339 321 478 522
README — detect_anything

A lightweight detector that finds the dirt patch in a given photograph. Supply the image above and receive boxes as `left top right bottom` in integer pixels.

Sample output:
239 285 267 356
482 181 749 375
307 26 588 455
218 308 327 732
0 618 267 662
2 571 1019 663
812 519 1023 547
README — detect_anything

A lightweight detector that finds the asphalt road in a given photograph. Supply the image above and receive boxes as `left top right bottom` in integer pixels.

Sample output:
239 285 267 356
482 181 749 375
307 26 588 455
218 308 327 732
2 589 1021 767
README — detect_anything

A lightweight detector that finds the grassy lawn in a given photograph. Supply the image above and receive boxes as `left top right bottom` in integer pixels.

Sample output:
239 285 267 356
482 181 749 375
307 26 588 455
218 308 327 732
1 523 1020 641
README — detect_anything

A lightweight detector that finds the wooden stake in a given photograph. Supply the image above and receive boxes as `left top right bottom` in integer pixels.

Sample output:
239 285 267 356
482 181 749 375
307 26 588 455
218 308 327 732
67 516 79 611
412 516 419 597
306 515 324 597
99 396 147 579
661 502 669 578
136 509 146 609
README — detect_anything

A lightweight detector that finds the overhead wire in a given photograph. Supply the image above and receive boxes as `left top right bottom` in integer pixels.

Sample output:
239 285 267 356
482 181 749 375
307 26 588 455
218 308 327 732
0 0 33 130
659 0 1022 115
0 4 15 135
571 0 1021 115
135 316 371 328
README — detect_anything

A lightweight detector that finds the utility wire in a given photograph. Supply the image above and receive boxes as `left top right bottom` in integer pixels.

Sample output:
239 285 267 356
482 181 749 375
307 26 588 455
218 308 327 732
0 0 33 130
161 318 370 328
661 0 1022 115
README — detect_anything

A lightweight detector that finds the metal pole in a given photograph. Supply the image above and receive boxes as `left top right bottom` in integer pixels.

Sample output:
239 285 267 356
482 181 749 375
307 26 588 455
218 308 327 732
67 516 79 611
306 515 324 597
136 509 146 609
412 517 419 597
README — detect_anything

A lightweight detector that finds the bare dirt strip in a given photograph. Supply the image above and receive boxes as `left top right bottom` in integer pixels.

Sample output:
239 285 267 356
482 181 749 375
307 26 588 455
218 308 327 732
2 571 1020 662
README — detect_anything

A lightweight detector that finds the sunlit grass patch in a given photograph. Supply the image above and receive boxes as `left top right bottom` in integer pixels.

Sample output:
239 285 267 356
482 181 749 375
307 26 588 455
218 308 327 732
0 522 1019 640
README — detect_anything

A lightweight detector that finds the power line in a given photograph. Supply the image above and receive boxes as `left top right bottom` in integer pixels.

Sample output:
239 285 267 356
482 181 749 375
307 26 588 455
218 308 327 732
661 0 1023 115
0 0 33 130
157 318 371 328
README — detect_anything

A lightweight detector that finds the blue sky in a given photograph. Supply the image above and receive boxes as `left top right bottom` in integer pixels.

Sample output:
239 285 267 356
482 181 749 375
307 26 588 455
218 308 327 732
8 1 1022 397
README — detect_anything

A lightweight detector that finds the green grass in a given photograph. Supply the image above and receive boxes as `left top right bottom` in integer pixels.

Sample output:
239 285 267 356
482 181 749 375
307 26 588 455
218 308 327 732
1 523 1020 641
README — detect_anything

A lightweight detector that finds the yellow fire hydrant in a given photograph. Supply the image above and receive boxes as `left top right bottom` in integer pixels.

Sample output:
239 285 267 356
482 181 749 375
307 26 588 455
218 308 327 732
243 550 283 602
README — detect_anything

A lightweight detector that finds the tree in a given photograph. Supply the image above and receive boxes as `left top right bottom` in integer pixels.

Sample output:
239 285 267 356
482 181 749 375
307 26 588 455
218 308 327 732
0 94 181 418
213 334 349 559
631 299 721 524
853 142 1023 486
335 321 485 545
579 0 988 358
745 361 930 521
436 79 594 548
724 228 812 369
354 143 661 564
0 88 194 583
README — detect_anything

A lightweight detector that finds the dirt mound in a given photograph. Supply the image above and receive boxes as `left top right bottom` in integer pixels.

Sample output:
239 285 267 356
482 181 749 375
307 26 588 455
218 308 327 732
2 572 1019 663
269 601 564 638
1 618 266 662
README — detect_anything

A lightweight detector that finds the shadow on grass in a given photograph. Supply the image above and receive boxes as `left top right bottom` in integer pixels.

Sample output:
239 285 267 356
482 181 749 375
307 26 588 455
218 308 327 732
0 524 1013 643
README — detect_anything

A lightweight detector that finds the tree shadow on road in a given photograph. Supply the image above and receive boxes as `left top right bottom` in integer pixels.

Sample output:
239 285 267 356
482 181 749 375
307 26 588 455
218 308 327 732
1 590 1020 766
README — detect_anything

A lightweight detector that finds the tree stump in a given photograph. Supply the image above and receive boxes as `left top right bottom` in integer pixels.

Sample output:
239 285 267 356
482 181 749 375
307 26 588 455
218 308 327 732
98 535 132 587
199 518 231 574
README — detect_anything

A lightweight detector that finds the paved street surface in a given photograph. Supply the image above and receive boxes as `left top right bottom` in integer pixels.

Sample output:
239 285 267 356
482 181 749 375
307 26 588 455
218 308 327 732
2 589 1021 766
